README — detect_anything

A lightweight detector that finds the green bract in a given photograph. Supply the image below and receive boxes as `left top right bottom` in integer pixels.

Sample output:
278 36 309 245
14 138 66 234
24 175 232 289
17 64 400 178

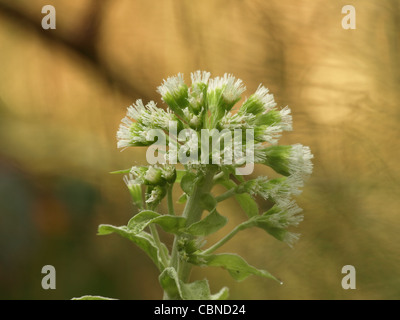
77 71 314 300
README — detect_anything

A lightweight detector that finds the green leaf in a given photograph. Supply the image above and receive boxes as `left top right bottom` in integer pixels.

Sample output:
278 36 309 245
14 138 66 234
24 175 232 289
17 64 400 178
159 267 229 300
98 224 164 270
200 193 217 211
186 210 227 237
127 210 186 235
180 172 197 195
201 253 280 283
175 170 186 183
72 295 117 300
109 168 131 174
210 287 230 300
219 180 259 218
177 193 188 204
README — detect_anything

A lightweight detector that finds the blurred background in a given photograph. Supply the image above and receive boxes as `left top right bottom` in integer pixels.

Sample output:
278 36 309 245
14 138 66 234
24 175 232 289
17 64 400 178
0 0 399 300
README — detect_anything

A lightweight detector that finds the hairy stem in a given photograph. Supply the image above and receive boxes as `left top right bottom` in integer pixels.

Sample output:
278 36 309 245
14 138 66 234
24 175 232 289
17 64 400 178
215 187 236 203
201 221 250 255
167 185 175 215
164 165 218 299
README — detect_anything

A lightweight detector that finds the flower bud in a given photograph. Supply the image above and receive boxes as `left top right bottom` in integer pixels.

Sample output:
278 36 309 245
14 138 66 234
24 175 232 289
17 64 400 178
207 74 245 127
161 165 177 184
157 73 189 117
123 174 143 209
239 85 276 116
145 185 167 208
256 144 313 178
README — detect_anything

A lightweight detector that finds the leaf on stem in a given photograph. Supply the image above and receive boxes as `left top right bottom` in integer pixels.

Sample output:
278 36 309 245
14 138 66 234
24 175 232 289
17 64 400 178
127 210 186 235
177 193 188 204
98 224 166 271
180 171 197 195
200 193 217 211
186 209 227 237
200 253 280 283
175 170 187 183
109 168 131 174
159 267 229 300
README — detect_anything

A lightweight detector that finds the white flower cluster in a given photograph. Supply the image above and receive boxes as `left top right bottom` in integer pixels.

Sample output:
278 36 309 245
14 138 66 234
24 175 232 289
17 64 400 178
117 99 177 148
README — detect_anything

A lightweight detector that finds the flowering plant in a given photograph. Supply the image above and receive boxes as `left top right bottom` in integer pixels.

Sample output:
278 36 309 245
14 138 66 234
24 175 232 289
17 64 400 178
74 71 313 300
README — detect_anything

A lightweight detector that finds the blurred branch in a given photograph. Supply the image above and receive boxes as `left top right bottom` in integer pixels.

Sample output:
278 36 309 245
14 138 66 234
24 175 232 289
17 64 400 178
0 1 149 100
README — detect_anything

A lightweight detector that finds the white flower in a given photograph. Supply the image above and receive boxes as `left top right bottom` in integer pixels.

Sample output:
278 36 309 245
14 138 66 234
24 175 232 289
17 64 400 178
255 144 314 178
208 74 246 105
191 70 210 87
282 232 300 248
117 100 175 148
277 106 293 131
117 120 148 148
265 199 303 229
239 85 276 115
252 85 277 113
160 165 176 183
128 99 176 130
255 125 283 145
183 107 203 128
157 73 186 98
219 111 256 130
288 144 314 177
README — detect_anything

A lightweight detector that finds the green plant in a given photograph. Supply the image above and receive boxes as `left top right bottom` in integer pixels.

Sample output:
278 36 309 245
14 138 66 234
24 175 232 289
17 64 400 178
74 71 313 300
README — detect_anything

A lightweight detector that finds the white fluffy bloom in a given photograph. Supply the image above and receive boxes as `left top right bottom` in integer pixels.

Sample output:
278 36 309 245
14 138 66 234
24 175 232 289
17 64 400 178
117 120 148 148
253 85 277 113
117 100 175 148
265 200 304 229
278 106 293 131
288 144 314 177
157 73 186 98
191 70 210 86
208 74 246 104
219 111 256 130
256 125 283 145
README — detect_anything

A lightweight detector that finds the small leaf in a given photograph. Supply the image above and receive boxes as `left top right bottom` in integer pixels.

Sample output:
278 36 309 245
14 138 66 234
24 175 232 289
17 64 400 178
177 193 188 204
98 224 164 270
180 172 197 195
175 170 187 183
109 168 131 174
186 210 228 237
127 210 159 233
159 267 182 300
210 287 230 300
159 267 229 300
219 180 259 218
72 295 117 300
127 210 186 235
200 193 217 211
201 253 280 283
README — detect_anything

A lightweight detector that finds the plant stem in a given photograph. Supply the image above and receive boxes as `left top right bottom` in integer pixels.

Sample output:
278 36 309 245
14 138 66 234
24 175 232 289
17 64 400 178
167 185 175 215
165 165 218 299
201 222 249 255
215 187 236 203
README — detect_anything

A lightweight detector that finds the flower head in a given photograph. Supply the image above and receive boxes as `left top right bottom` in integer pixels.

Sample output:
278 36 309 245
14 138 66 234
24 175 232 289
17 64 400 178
239 85 276 115
256 144 314 178
157 73 189 117
117 99 177 148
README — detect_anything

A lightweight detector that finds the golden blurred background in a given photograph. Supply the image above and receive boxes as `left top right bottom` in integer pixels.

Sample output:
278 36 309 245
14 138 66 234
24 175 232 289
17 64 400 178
0 0 399 299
